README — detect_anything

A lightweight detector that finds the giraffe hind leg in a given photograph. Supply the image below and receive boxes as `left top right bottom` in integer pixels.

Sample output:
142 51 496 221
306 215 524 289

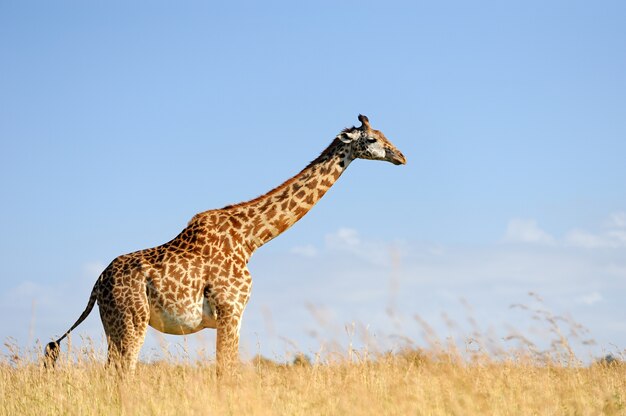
105 331 146 373
99 294 150 373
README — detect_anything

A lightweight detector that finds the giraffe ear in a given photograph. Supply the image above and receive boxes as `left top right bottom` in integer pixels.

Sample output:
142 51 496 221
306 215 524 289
358 114 370 130
337 129 360 144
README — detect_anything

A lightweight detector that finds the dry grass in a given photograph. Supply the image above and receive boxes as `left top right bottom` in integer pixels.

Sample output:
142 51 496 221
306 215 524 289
2 297 625 416
1 345 624 415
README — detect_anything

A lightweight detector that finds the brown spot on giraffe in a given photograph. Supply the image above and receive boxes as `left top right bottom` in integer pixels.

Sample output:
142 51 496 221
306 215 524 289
43 115 406 375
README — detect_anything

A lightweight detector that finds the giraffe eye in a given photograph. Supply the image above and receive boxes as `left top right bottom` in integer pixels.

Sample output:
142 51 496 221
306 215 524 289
367 137 377 143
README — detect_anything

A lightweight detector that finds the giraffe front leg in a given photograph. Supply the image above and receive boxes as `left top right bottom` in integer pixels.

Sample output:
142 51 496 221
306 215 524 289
210 269 251 378
215 307 244 378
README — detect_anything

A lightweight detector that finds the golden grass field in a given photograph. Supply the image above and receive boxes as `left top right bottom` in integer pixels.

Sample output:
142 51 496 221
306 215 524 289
2 299 625 415
1 347 624 415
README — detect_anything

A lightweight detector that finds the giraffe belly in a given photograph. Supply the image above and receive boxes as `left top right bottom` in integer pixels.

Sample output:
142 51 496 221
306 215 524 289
148 297 217 335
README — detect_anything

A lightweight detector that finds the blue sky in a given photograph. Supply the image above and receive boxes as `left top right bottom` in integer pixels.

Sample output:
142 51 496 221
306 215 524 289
1 1 625 362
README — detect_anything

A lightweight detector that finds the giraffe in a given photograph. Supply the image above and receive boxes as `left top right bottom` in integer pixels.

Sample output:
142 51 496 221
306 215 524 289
44 114 406 374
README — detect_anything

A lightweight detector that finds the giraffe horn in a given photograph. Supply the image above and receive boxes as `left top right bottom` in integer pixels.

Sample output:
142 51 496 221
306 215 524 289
358 114 370 130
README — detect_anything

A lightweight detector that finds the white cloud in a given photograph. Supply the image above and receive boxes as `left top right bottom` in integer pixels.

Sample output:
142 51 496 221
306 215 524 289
564 229 614 248
322 227 403 267
564 213 626 248
504 213 626 249
325 227 361 249
607 212 626 229
504 219 555 245
607 229 626 243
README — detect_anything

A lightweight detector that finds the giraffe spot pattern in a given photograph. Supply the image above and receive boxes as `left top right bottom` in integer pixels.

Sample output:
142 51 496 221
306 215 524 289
45 115 406 374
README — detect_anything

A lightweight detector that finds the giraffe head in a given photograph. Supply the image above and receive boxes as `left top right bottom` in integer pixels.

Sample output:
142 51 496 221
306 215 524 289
337 115 407 165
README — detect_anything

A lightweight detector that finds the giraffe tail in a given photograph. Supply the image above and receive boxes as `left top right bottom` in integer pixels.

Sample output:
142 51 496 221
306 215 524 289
44 278 100 368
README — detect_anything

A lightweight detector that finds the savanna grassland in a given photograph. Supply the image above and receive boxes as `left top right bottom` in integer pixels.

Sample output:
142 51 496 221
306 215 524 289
1 347 624 415
2 299 625 416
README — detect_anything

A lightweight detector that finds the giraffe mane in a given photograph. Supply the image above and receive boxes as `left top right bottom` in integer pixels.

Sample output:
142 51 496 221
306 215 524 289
217 138 343 211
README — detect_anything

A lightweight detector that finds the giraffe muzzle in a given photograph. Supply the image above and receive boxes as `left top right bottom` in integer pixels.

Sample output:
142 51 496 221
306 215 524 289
387 149 407 165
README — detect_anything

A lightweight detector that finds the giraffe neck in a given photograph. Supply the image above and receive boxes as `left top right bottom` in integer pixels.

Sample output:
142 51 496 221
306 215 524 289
230 139 353 252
